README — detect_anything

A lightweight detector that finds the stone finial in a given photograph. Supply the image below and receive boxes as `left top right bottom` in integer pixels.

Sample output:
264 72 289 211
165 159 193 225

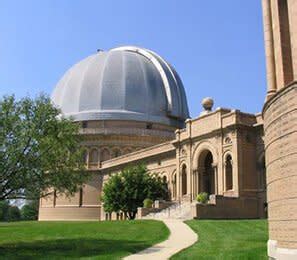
201 97 214 113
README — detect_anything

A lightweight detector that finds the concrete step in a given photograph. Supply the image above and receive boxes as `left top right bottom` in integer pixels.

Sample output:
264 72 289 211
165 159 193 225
144 201 193 220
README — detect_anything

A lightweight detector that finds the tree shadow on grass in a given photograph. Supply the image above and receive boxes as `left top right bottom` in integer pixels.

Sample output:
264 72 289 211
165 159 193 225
0 238 151 259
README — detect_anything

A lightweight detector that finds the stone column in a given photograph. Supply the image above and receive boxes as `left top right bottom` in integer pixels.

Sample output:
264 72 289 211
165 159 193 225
86 148 90 169
262 0 277 99
192 170 198 199
197 167 204 193
288 0 297 80
270 0 294 89
176 170 181 201
212 163 218 195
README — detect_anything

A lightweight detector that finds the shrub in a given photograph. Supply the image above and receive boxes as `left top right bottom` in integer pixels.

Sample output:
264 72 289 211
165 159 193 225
196 192 209 204
7 206 21 221
143 198 153 208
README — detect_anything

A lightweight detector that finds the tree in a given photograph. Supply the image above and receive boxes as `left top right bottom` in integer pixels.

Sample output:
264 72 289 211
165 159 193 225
0 200 9 221
102 165 168 219
7 206 21 221
21 200 39 220
0 95 88 201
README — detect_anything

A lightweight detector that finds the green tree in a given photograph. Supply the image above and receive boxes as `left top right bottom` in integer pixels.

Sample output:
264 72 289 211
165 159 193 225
0 95 88 201
102 165 168 219
21 200 39 220
7 206 21 221
0 200 9 221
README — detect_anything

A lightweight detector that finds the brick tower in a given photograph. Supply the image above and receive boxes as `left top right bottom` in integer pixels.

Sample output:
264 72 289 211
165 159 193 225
262 0 297 259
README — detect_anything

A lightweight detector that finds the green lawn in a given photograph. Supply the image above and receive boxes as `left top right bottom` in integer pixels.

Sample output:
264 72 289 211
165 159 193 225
172 219 268 260
0 220 169 259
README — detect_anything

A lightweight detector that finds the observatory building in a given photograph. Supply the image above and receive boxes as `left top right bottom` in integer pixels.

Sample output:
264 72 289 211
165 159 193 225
39 46 267 221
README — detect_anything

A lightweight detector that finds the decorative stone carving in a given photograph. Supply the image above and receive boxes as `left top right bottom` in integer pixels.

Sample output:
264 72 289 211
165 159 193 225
224 137 232 144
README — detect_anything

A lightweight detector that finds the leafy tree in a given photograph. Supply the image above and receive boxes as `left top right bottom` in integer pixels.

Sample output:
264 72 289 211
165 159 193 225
7 206 21 221
102 165 168 219
0 200 9 221
0 95 88 201
21 200 39 220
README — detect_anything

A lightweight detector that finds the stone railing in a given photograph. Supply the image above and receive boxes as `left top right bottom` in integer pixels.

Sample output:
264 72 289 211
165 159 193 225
137 200 175 219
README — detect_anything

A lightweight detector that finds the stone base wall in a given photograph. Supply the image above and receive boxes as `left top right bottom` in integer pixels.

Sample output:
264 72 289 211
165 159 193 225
38 206 101 221
268 239 297 260
193 195 260 219
263 82 297 256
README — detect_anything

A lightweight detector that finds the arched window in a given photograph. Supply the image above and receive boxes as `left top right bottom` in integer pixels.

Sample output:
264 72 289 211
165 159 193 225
82 149 88 164
182 165 187 195
113 148 121 158
100 148 111 162
89 149 98 163
225 154 233 190
123 148 132 155
162 175 167 183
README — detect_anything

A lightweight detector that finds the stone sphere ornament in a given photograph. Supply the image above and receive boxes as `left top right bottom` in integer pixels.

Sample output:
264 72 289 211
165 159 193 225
202 97 214 111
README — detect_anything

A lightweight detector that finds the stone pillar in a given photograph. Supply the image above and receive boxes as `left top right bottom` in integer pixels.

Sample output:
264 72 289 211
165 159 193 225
86 148 90 169
263 0 294 95
176 169 181 201
192 170 198 199
212 163 218 195
288 0 297 80
272 0 294 89
262 0 277 100
197 167 204 193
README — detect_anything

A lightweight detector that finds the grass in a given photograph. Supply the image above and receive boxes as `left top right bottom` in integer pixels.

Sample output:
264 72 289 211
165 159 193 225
0 220 169 260
172 219 268 260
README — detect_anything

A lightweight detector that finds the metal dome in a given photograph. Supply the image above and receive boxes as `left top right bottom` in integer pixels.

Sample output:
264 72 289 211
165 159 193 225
51 46 189 128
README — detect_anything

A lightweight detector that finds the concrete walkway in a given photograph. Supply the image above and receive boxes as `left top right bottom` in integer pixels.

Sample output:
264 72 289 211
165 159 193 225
124 219 198 260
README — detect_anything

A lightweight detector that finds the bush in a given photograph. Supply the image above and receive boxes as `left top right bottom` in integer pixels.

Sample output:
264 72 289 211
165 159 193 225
196 192 209 204
0 200 10 221
143 198 153 208
21 200 39 220
7 206 21 221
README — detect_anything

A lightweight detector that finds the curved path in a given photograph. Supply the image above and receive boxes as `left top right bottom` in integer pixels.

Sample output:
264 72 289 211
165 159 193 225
124 219 198 260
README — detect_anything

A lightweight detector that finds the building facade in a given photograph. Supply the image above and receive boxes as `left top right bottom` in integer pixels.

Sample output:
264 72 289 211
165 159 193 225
262 0 297 259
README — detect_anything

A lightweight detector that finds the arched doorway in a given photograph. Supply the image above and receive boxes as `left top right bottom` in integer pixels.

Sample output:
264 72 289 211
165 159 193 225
198 150 215 195
181 164 187 195
89 148 98 164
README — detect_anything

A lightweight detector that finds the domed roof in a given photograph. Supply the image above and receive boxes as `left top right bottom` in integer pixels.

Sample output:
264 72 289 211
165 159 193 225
52 46 189 128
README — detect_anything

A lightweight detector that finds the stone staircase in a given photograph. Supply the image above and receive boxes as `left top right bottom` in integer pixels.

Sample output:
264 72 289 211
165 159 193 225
143 201 193 220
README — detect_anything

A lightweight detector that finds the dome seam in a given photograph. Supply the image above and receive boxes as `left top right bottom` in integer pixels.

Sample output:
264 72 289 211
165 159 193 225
78 54 98 113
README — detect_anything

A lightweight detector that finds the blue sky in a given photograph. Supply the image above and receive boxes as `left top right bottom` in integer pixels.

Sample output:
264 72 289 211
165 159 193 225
0 0 266 117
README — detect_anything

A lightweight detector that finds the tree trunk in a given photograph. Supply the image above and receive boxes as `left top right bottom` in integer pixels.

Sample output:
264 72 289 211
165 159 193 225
128 211 136 220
